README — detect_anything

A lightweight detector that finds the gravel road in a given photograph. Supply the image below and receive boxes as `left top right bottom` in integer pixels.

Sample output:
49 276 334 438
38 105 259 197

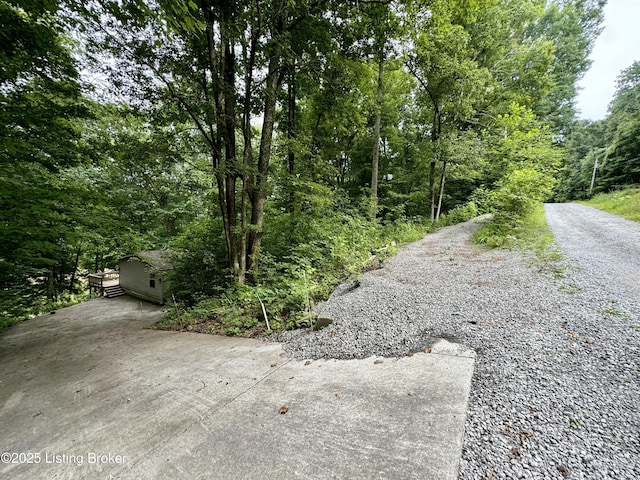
545 203 640 301
280 205 640 479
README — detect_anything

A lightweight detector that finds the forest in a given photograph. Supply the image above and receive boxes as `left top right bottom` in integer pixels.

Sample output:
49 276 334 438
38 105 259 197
2 0 637 334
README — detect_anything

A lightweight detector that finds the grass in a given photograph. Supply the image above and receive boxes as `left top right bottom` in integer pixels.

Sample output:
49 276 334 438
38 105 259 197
602 307 628 318
473 203 580 288
579 187 640 222
475 204 563 264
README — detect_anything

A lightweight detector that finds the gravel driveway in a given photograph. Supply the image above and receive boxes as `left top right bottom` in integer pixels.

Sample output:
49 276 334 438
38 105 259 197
280 205 640 479
545 202 640 300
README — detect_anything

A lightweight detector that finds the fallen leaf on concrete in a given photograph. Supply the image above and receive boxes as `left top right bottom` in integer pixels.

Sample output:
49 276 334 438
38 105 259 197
569 332 579 338
279 406 289 414
425 348 432 354
304 360 311 366
508 447 520 459
374 359 384 364
558 464 569 477
335 392 341 397
271 363 278 367
405 351 414 357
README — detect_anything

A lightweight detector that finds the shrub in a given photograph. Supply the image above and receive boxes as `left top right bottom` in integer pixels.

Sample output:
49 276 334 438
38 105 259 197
437 201 479 227
158 200 433 336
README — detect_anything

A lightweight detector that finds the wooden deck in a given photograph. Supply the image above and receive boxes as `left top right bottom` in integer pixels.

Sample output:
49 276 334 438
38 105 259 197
88 271 124 297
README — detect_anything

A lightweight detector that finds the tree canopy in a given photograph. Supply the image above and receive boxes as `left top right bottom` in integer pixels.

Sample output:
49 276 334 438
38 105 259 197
556 59 640 200
1 0 606 330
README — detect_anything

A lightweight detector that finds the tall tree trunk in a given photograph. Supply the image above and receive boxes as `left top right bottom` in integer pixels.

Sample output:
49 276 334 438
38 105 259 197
429 159 437 221
222 28 240 281
47 268 54 302
287 61 296 214
68 246 81 294
408 66 442 223
435 160 447 221
57 259 65 299
247 45 283 275
202 0 243 282
429 109 441 221
370 53 384 219
239 29 258 284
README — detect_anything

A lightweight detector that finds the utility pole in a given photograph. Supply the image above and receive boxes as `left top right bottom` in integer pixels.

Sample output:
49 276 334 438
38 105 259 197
589 150 603 196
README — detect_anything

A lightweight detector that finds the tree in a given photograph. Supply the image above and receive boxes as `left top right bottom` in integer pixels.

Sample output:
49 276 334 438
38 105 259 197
599 61 640 190
554 119 606 200
0 0 89 307
406 0 493 220
83 104 208 242
484 103 562 221
361 2 400 219
529 0 606 133
558 60 640 199
71 0 369 283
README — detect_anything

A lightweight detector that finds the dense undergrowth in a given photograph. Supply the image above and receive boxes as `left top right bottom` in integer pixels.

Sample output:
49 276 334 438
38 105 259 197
0 173 562 338
156 177 562 337
578 187 640 222
1 195 559 337
155 204 435 336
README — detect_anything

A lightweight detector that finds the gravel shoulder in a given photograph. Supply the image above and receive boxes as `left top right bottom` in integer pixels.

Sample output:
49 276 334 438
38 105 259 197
280 208 640 479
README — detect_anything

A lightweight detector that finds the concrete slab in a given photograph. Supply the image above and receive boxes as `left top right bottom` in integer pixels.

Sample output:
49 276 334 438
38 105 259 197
0 296 474 479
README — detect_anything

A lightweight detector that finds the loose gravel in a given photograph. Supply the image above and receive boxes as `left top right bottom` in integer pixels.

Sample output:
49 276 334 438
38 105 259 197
278 206 640 479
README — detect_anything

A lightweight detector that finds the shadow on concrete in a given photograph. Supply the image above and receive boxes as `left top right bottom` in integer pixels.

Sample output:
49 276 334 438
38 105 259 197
0 296 474 479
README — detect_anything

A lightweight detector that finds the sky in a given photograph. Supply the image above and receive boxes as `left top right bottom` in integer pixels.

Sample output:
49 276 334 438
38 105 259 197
575 0 640 121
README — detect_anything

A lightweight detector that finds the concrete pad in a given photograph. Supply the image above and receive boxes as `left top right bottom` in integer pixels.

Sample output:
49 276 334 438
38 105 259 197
0 296 474 479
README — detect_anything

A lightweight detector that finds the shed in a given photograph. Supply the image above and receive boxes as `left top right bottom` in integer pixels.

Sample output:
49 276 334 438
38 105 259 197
118 250 174 304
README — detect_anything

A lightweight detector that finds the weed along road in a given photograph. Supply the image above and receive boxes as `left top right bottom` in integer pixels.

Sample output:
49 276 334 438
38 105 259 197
544 202 640 297
0 295 475 480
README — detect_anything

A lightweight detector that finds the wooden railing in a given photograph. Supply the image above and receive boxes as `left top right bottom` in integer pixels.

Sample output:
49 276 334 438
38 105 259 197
88 270 119 295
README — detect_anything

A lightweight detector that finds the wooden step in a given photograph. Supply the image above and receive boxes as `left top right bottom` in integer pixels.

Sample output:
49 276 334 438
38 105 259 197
104 285 125 298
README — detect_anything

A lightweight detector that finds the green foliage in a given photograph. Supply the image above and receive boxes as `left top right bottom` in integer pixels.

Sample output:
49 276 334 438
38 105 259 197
81 104 209 243
0 0 94 322
554 119 607 201
2 0 604 333
158 198 432 335
558 61 640 199
529 0 605 132
600 85 640 190
491 167 557 221
475 104 561 244
474 203 562 267
436 202 479 227
168 215 230 304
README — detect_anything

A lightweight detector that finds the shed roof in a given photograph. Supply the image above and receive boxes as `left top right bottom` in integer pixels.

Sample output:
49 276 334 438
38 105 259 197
120 250 175 271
